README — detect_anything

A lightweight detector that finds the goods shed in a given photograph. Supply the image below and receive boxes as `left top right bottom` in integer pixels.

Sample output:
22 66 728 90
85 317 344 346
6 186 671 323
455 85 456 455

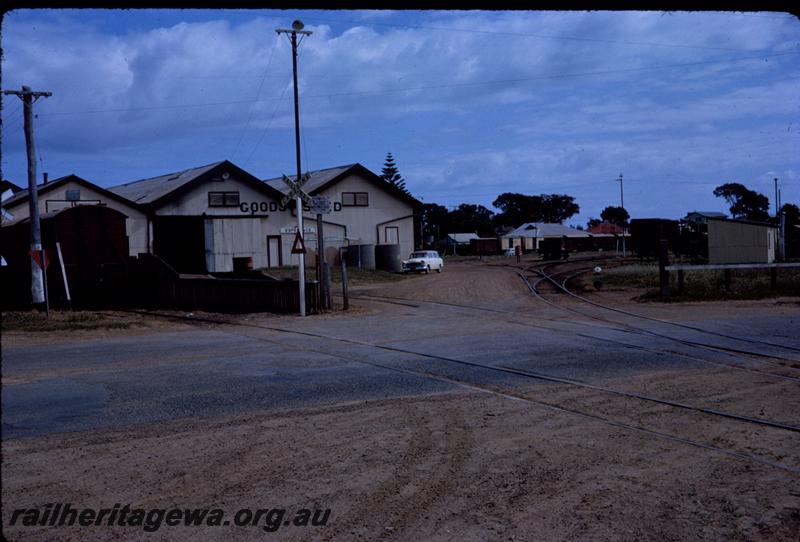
109 160 293 273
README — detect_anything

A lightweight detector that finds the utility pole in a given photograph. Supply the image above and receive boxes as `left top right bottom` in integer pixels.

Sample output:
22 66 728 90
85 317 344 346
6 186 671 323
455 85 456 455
3 85 52 309
277 20 312 316
774 177 780 218
617 172 626 257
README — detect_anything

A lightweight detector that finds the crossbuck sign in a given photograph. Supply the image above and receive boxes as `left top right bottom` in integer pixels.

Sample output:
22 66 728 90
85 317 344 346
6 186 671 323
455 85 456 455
280 173 312 208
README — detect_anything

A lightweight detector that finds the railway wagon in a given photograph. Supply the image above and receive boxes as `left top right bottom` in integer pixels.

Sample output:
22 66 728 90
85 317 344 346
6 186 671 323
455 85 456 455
470 237 500 255
0 205 130 309
630 218 679 259
539 237 568 260
538 236 596 259
591 234 621 252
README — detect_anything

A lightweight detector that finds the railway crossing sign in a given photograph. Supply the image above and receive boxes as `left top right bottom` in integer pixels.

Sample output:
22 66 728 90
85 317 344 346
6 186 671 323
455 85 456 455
291 231 307 254
280 173 312 208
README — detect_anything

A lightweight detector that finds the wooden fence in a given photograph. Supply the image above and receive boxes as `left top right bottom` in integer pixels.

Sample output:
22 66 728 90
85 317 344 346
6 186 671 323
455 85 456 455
127 254 320 314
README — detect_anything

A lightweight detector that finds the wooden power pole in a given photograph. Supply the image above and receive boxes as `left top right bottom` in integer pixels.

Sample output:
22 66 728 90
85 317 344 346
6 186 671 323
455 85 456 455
276 20 312 316
617 172 626 257
3 85 52 307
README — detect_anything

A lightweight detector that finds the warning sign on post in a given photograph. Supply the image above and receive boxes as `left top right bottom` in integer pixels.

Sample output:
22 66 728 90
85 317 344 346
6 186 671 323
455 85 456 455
291 231 307 254
29 250 53 270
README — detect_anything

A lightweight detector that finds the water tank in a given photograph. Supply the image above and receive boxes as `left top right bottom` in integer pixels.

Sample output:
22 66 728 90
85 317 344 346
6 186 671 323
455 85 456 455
345 244 375 269
375 244 402 272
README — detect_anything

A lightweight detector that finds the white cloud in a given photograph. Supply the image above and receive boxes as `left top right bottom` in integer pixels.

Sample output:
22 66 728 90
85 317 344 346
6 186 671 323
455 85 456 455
2 10 798 218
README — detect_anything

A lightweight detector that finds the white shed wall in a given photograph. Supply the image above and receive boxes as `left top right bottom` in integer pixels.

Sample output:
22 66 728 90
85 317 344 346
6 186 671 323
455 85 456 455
308 173 416 259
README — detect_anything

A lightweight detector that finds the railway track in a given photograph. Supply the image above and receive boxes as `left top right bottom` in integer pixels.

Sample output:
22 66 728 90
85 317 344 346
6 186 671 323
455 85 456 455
120 308 800 476
522 259 800 369
350 285 800 384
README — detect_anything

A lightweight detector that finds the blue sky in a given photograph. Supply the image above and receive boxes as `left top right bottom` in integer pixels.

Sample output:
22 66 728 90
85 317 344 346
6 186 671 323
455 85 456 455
2 9 799 226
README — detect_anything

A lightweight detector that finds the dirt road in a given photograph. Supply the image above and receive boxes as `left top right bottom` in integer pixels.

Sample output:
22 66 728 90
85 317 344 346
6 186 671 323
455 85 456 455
3 260 799 540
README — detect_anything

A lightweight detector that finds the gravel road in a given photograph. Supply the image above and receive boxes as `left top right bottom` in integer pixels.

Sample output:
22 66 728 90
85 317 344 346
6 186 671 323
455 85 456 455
3 260 799 540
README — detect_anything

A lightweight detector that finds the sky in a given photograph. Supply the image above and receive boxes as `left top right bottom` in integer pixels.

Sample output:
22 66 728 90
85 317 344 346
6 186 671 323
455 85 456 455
2 9 799 227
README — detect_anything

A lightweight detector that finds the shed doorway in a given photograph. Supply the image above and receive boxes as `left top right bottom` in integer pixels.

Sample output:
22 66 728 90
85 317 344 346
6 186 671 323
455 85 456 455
267 235 282 267
153 217 206 273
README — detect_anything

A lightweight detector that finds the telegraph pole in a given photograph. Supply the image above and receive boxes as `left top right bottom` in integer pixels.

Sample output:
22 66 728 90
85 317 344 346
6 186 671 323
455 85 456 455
617 172 626 257
3 85 52 308
774 177 780 218
277 20 312 316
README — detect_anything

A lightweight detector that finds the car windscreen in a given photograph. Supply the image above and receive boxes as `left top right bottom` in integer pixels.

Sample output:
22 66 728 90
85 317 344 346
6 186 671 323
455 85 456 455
410 252 428 258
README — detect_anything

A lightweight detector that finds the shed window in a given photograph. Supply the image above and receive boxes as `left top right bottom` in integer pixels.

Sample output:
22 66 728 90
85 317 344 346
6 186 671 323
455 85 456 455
342 192 368 207
65 189 81 201
208 191 240 207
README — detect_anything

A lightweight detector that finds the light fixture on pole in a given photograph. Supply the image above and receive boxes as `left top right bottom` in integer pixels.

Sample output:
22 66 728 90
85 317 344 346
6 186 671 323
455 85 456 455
276 20 313 316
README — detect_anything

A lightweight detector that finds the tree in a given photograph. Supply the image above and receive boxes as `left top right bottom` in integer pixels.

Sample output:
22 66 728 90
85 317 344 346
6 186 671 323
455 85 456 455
381 152 409 195
447 203 495 237
421 203 450 240
586 217 601 229
599 206 630 227
779 202 799 226
420 202 496 241
713 182 770 221
540 194 580 223
492 192 580 227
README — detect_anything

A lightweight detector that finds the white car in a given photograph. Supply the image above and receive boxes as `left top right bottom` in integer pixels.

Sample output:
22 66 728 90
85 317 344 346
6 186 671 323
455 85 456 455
402 250 444 274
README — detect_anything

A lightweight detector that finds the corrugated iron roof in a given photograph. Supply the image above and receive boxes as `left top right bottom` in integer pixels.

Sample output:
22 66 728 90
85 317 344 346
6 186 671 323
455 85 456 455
108 161 224 204
263 163 422 208
706 216 778 228
1 188 31 208
503 222 591 238
1 180 23 197
447 233 480 243
264 164 357 194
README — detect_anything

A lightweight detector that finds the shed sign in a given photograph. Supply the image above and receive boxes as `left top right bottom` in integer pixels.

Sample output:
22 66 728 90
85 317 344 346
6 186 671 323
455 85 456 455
237 200 342 215
281 226 316 235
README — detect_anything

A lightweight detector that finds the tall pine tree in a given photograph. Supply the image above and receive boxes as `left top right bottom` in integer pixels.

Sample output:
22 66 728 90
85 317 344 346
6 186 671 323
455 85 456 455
381 152 409 195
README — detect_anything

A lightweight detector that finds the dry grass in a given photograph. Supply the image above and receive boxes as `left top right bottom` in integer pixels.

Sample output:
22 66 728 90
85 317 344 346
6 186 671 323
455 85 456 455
1 311 147 332
594 264 800 301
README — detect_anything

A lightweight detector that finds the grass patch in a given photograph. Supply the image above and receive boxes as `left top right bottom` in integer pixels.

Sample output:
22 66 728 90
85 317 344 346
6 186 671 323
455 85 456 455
601 264 660 289
2 311 141 332
589 263 800 301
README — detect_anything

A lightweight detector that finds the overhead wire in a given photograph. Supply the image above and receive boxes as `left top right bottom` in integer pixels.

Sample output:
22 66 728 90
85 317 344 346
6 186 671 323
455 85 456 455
244 32 314 170
300 14 794 53
230 34 281 160
2 102 23 122
35 50 800 117
242 78 291 166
